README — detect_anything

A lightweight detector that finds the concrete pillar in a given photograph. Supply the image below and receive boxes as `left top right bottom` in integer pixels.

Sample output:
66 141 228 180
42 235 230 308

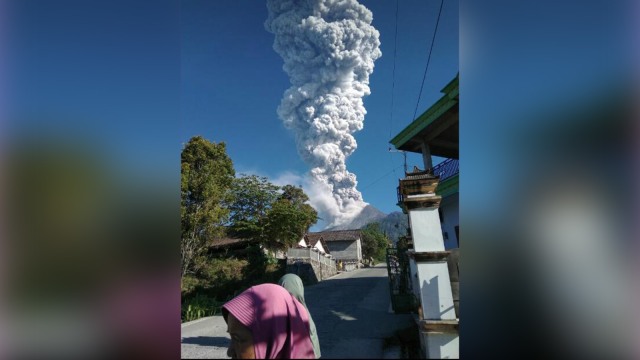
399 172 458 359
409 208 445 252
421 140 433 171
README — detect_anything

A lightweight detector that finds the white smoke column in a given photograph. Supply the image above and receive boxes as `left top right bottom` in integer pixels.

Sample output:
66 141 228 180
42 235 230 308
265 0 381 228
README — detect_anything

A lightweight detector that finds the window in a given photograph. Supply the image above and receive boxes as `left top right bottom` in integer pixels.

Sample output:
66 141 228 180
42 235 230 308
455 225 459 246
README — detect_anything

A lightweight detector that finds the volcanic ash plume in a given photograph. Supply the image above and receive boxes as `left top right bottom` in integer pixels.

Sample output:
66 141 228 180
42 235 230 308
265 0 382 228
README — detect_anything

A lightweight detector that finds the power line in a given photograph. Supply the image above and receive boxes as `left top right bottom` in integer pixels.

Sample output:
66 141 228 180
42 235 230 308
412 0 445 121
361 165 404 191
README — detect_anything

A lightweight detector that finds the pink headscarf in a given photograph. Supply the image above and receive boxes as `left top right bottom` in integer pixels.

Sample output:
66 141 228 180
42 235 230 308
222 283 315 359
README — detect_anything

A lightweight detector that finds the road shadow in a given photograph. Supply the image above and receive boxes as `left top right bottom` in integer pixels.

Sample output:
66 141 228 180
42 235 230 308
301 269 415 358
181 336 230 347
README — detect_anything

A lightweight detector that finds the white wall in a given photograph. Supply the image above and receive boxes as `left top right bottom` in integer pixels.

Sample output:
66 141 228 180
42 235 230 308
313 240 326 254
409 208 445 252
440 193 459 250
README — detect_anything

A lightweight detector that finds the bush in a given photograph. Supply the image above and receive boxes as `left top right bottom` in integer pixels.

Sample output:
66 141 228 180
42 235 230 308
202 257 247 283
241 245 268 282
180 250 287 322
181 275 200 296
181 293 225 323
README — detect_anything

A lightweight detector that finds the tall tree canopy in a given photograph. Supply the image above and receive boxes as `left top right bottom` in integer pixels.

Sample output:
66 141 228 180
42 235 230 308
180 136 319 280
361 222 390 262
263 185 318 251
181 136 235 276
227 175 279 240
227 179 317 251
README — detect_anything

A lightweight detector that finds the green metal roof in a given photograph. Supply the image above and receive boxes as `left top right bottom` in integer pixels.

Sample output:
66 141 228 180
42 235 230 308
436 174 458 198
390 75 459 149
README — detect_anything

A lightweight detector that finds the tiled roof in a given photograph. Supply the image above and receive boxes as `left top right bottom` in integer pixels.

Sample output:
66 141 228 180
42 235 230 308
404 173 438 181
303 235 331 254
432 158 459 182
306 230 361 242
209 237 253 249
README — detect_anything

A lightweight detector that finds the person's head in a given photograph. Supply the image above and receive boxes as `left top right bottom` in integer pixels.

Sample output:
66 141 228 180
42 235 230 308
277 273 306 306
225 311 255 359
222 283 314 359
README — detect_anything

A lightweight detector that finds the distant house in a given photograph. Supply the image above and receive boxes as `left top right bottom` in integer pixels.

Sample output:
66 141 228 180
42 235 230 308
208 237 256 253
297 234 331 255
305 230 363 269
208 237 287 259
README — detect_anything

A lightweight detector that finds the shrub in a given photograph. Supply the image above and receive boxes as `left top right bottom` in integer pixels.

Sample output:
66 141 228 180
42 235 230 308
181 293 224 323
181 275 200 296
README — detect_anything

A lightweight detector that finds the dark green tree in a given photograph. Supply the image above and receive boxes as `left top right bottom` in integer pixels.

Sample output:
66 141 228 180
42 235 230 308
181 136 235 277
227 174 280 239
361 222 390 263
263 185 318 251
228 181 318 252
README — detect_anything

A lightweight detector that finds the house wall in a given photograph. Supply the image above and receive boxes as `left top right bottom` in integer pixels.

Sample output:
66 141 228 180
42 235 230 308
440 193 459 250
324 240 361 262
313 240 326 254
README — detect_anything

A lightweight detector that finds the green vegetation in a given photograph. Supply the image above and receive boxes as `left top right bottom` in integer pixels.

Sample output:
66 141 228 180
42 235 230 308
182 293 226 323
180 135 318 322
227 174 280 240
181 136 235 277
361 222 391 264
228 176 318 252
262 185 318 251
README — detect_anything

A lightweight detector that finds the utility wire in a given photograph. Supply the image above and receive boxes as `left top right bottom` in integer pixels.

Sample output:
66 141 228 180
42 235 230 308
361 165 404 191
412 0 445 121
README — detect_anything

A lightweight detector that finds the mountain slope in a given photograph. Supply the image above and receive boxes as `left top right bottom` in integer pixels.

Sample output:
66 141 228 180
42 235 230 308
323 205 409 244
377 211 409 244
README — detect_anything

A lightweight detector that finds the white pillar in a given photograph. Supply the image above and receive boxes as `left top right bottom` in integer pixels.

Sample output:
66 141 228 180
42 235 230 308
409 208 445 252
401 173 458 359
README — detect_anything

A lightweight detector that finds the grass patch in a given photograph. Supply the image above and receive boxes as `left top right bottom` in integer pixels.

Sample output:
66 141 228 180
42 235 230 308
181 293 226 323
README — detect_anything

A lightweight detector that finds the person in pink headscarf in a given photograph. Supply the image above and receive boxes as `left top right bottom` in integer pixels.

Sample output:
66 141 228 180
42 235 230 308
222 283 315 359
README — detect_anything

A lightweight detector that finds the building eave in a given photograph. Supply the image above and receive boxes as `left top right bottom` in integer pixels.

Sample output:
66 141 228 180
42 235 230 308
436 174 459 198
390 75 459 152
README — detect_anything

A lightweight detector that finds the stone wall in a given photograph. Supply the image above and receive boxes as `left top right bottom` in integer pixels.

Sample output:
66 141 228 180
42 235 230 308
336 260 359 272
286 256 337 285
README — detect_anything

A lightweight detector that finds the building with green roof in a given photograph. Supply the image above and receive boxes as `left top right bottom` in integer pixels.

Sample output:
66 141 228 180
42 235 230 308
390 74 459 249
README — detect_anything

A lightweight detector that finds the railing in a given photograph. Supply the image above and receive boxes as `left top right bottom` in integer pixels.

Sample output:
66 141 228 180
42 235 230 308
386 246 417 313
286 247 335 267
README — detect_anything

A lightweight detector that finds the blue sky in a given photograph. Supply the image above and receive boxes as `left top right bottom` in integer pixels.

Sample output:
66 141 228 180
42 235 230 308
181 0 459 216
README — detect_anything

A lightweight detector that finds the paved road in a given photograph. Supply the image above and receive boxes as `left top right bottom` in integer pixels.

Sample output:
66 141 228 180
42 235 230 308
181 314 231 359
181 263 413 359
